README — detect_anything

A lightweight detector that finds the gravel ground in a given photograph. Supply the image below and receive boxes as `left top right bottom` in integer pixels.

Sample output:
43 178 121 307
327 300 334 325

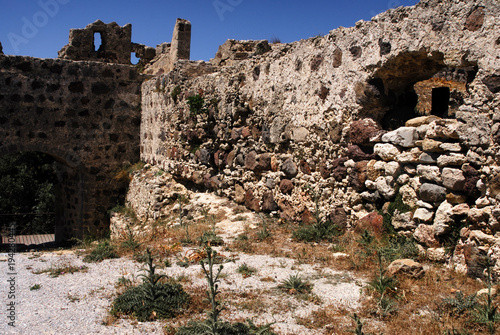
0 247 362 335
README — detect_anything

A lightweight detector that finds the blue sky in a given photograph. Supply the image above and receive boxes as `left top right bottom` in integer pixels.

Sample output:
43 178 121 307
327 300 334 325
0 0 419 62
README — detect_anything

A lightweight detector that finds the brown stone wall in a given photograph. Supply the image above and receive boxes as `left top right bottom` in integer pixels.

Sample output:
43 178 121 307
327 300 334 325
0 55 143 241
58 20 132 64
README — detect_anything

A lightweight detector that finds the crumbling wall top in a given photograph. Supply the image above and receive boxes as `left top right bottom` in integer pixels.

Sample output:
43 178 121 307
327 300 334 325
58 20 132 64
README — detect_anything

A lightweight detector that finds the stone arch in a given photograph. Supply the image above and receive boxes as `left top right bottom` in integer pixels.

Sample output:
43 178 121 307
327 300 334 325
0 143 84 244
356 50 477 130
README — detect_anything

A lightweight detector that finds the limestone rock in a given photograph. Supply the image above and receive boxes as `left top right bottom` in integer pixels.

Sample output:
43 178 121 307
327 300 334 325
375 176 396 199
405 115 441 127
437 153 466 167
391 210 416 230
433 201 454 236
442 167 466 191
400 184 418 208
421 139 444 153
468 207 491 225
386 259 425 279
413 207 434 223
426 119 460 140
381 127 418 147
419 183 447 203
417 165 442 183
456 111 491 147
440 142 462 152
414 224 439 247
374 143 400 161
427 247 448 262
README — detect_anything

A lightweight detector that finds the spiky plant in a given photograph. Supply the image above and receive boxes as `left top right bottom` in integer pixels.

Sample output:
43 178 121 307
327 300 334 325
278 274 313 295
111 249 189 321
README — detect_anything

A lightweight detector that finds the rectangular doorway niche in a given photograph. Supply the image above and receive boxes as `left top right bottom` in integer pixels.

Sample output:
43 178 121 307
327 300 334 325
431 87 450 117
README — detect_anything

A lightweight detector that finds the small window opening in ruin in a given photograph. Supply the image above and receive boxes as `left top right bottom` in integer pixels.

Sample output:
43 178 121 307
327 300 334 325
431 87 450 117
131 54 140 65
93 32 103 52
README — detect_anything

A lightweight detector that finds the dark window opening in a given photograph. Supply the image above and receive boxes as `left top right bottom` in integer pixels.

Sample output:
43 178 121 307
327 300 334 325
93 32 103 52
381 87 419 131
431 87 450 117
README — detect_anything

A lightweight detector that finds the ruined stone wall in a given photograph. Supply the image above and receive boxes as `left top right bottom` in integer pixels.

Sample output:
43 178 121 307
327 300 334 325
140 0 500 272
143 19 192 75
0 55 143 240
58 20 133 64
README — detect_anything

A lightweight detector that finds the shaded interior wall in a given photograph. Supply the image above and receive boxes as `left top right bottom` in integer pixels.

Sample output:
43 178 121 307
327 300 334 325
0 55 143 241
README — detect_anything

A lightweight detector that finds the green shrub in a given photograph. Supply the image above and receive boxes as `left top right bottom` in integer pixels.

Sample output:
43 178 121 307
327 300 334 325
278 274 313 295
378 235 419 263
111 249 189 321
187 94 208 117
83 241 119 262
237 263 257 277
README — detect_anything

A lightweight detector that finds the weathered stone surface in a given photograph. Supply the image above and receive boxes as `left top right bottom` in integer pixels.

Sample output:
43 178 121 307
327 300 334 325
483 75 500 94
400 184 418 208
456 111 491 147
350 118 382 145
244 151 258 170
419 183 447 203
426 120 459 140
414 224 439 247
298 159 312 174
427 247 448 262
382 127 418 147
261 191 278 212
405 115 441 127
413 207 434 223
451 203 470 216
468 207 491 225
421 139 444 153
279 179 294 194
329 207 348 228
417 165 442 183
374 143 400 161
465 6 485 31
245 189 260 212
437 153 467 167
387 259 425 279
355 212 384 236
234 184 245 203
446 192 468 204
385 161 401 178
348 145 375 161
375 176 396 199
281 157 298 178
442 167 466 191
433 201 454 236
439 142 462 152
392 210 415 230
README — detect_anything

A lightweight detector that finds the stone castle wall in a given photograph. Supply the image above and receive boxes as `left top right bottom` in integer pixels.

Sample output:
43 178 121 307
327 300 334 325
0 55 143 240
140 0 500 272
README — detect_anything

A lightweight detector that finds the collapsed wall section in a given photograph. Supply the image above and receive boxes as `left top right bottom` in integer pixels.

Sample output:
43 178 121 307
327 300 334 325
140 0 500 275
